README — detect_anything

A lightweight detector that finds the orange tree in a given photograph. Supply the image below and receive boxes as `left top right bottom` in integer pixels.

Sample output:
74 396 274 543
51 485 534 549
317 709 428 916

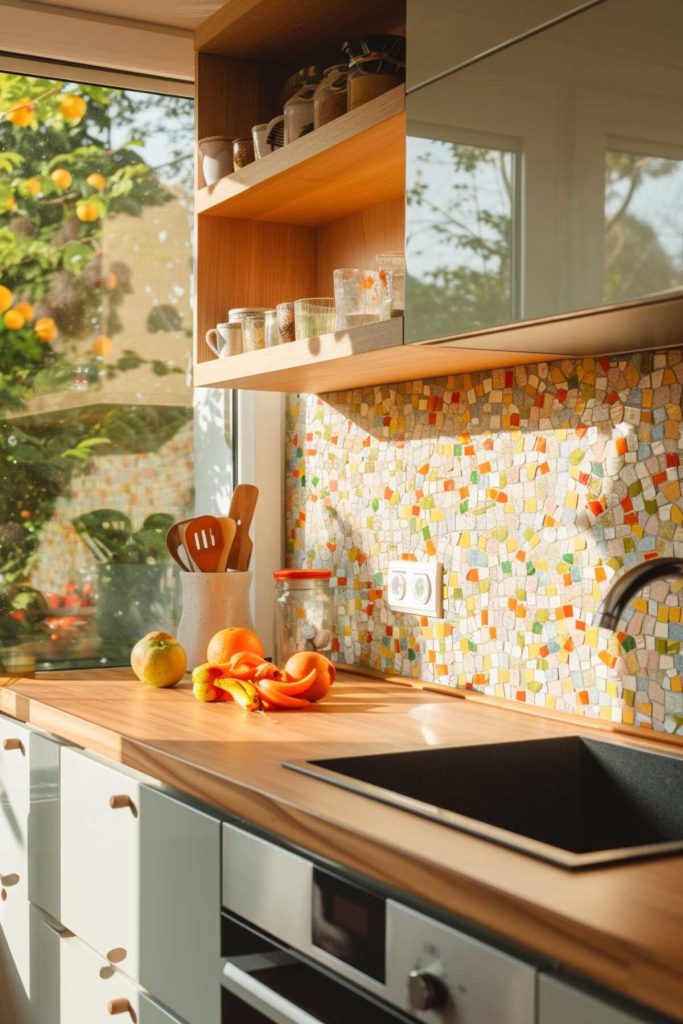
0 75 191 594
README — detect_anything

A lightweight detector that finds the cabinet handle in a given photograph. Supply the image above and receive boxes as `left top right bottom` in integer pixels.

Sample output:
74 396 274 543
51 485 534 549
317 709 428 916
107 999 135 1018
0 873 19 887
3 738 23 752
109 794 136 813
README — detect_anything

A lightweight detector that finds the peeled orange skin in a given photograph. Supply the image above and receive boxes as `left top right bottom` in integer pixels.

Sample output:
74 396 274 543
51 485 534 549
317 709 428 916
207 627 264 665
131 631 187 687
283 651 335 702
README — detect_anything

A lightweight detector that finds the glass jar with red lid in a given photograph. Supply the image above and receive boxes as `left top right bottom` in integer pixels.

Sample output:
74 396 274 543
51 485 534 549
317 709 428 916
273 569 332 666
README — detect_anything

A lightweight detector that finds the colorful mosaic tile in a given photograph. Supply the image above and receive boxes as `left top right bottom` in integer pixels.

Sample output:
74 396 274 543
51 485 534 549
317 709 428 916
285 349 683 735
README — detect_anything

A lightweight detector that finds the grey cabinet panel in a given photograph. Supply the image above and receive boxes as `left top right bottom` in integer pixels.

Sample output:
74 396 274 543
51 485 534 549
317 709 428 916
407 0 597 91
406 0 683 344
539 976 654 1024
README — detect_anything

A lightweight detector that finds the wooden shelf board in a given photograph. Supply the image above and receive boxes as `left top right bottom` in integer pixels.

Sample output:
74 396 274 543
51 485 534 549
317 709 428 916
193 318 565 393
196 0 404 62
196 87 405 225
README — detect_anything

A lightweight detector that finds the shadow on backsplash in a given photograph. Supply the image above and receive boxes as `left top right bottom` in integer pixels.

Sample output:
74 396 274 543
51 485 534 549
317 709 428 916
285 349 683 736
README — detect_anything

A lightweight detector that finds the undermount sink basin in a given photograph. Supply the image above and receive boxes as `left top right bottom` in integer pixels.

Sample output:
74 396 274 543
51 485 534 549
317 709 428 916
285 736 683 868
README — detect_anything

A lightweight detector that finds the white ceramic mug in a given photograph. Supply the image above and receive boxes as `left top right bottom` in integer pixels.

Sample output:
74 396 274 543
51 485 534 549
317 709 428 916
263 114 285 149
206 322 243 359
198 136 233 186
251 123 273 160
176 570 254 671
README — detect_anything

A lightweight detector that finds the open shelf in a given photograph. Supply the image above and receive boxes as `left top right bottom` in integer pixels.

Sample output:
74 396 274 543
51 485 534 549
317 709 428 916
197 87 405 225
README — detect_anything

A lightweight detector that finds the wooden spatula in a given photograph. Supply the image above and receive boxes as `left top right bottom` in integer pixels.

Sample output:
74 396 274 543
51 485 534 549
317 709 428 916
216 516 237 572
226 484 259 572
180 515 224 572
166 519 193 572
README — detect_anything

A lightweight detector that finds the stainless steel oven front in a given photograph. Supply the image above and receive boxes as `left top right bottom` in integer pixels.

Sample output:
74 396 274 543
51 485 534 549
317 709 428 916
220 823 537 1024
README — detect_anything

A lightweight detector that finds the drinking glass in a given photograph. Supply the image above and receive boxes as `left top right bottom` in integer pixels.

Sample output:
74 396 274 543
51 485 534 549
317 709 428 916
376 251 405 318
294 298 336 340
333 268 382 329
242 312 267 351
276 302 296 344
265 309 279 347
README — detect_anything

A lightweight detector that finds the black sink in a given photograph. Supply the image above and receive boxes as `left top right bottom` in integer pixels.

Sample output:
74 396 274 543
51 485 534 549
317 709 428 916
285 737 683 868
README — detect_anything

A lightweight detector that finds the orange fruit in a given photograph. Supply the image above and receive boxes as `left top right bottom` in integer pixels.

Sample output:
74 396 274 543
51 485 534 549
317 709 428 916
86 172 106 191
76 200 99 222
35 317 57 343
4 309 25 330
14 301 34 321
283 651 335 702
0 286 13 313
91 334 113 356
24 178 41 196
106 272 118 290
50 168 72 190
7 98 35 128
131 631 187 687
207 627 264 664
60 94 87 122
4 197 15 211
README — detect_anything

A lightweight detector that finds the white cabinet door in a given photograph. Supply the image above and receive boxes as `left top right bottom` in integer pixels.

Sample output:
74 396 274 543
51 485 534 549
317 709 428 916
138 993 187 1024
539 976 651 1023
0 716 31 887
60 748 220 1024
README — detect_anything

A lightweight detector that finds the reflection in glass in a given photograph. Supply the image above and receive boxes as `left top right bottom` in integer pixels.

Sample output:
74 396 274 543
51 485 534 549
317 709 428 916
605 149 683 303
406 137 516 340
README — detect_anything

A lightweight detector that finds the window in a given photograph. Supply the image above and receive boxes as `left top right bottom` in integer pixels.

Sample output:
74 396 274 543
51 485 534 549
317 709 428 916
0 69 196 671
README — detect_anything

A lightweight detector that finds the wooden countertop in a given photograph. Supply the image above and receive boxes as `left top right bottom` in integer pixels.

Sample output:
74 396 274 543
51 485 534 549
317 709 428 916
1 669 682 1020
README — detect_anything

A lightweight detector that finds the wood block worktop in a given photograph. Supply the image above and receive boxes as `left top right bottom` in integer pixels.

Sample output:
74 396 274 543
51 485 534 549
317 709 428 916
1 668 682 1020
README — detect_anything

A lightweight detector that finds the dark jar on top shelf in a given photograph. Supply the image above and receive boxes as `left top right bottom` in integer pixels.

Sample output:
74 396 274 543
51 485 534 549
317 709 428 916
343 35 406 110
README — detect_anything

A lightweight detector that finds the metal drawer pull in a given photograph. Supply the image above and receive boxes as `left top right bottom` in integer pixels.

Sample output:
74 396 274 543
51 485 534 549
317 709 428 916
0 874 19 887
107 998 136 1019
222 953 324 1024
3 738 23 752
109 794 137 816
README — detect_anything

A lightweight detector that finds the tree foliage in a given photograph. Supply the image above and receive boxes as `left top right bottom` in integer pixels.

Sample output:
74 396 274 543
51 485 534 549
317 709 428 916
0 74 192 594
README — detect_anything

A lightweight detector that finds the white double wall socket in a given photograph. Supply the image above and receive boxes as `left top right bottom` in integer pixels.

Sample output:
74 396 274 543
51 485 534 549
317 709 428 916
387 561 443 617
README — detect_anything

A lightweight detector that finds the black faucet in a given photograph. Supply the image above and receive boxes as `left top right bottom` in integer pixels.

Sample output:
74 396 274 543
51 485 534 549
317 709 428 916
593 556 683 630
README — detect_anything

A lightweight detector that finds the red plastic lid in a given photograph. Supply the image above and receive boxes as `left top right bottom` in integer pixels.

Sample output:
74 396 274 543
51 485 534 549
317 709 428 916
273 569 332 580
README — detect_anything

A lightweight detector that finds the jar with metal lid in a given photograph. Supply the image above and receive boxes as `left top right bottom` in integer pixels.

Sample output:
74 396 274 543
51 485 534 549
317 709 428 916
273 569 332 666
313 65 349 129
343 35 406 111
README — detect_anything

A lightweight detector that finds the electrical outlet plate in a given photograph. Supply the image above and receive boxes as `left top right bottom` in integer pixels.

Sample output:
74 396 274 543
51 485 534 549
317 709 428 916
387 561 443 617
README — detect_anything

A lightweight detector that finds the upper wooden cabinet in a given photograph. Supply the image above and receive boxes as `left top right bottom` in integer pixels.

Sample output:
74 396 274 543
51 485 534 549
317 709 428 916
405 0 683 352
193 0 683 394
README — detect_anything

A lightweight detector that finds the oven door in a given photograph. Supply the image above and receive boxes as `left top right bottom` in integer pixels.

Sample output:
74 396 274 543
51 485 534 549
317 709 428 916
221 915 414 1024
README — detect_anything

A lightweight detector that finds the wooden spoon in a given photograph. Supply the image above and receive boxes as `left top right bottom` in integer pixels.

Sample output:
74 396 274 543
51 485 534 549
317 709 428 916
216 516 237 572
226 484 259 572
180 515 224 572
166 520 193 572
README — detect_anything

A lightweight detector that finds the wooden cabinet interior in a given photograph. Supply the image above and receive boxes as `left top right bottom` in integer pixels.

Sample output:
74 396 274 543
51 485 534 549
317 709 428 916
194 0 408 388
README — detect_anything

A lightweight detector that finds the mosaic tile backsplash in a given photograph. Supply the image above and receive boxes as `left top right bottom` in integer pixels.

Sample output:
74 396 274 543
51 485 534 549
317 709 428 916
285 348 683 735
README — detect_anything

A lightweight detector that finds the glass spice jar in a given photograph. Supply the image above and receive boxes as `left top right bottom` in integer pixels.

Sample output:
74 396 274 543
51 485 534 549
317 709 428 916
313 65 349 129
343 35 406 111
273 569 332 666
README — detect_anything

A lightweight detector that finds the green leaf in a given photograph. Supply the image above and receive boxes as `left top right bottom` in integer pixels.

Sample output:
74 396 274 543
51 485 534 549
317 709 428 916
60 437 111 460
62 241 92 274
0 151 23 174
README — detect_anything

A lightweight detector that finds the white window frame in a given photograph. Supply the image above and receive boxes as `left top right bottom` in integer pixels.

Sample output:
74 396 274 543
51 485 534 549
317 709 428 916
1 43 285 656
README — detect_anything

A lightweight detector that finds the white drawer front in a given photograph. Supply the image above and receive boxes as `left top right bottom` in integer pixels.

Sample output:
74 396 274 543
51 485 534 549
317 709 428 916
0 887 31 1024
60 932 140 1024
61 748 220 1024
0 716 31 886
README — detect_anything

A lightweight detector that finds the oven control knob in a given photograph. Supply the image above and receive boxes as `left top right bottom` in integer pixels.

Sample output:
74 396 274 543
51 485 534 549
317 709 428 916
408 969 447 1011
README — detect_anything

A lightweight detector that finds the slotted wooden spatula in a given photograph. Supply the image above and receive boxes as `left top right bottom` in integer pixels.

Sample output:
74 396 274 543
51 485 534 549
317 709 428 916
226 484 259 572
180 515 224 572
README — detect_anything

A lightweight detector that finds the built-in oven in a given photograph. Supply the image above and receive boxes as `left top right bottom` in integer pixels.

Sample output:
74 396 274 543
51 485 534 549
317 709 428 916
220 823 537 1023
